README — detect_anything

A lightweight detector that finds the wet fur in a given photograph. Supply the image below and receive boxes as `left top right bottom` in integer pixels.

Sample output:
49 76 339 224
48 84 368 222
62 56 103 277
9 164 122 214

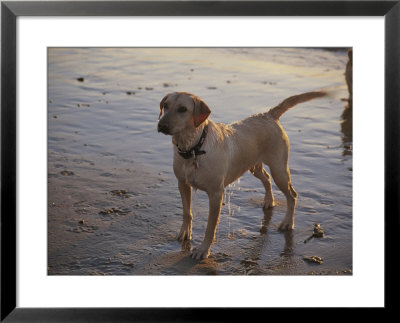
158 91 326 259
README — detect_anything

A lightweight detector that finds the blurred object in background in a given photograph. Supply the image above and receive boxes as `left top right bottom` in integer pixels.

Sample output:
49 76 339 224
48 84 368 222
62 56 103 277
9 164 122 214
341 48 353 156
345 49 353 103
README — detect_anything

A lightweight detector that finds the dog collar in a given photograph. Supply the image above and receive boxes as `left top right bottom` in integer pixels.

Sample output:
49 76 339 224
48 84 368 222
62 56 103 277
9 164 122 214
177 124 208 160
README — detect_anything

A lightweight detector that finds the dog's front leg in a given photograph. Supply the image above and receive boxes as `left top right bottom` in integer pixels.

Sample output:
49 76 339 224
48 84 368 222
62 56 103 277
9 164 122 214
192 189 224 259
177 180 192 241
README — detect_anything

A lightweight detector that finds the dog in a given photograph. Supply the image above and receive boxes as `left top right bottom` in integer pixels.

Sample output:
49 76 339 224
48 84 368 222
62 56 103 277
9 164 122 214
157 91 327 259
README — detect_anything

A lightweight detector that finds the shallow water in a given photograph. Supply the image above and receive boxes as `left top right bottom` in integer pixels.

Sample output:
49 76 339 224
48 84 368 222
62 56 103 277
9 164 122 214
48 48 352 275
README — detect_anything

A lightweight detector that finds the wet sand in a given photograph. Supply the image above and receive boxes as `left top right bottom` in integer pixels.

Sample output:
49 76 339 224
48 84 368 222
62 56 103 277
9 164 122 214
48 48 352 275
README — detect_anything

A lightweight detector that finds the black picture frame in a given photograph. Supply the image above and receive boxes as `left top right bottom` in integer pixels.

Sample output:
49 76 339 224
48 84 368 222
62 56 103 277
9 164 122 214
1 1 398 321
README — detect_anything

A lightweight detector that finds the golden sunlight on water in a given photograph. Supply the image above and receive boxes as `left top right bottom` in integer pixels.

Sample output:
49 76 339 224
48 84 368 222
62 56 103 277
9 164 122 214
48 47 352 275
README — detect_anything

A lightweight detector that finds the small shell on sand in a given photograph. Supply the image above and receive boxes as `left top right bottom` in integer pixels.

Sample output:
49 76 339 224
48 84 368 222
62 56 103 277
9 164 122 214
60 170 74 176
303 256 323 264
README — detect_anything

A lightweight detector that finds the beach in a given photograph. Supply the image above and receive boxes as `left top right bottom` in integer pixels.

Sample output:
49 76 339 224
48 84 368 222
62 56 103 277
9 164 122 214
48 47 352 275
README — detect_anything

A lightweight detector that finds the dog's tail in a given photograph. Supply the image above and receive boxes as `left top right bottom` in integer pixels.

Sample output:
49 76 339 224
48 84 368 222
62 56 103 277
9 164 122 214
268 91 327 120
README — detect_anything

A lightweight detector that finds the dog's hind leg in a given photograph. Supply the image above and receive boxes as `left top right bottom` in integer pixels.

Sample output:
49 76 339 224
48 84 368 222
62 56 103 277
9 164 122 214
177 180 193 241
269 164 297 231
249 163 275 209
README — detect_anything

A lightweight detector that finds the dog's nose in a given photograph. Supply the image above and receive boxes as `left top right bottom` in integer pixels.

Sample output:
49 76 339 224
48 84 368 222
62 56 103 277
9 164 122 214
157 122 169 134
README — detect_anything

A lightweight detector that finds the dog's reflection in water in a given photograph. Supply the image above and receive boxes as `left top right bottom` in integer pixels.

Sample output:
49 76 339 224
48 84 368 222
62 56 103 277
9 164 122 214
260 207 294 257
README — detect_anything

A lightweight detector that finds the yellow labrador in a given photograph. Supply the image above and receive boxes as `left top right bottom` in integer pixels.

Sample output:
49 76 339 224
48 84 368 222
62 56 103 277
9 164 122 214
158 91 326 259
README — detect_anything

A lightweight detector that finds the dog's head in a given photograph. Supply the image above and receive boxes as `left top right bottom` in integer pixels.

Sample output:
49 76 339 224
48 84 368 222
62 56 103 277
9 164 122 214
157 92 211 135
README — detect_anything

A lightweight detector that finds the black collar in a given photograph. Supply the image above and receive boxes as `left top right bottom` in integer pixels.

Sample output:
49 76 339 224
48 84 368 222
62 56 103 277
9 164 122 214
177 124 209 159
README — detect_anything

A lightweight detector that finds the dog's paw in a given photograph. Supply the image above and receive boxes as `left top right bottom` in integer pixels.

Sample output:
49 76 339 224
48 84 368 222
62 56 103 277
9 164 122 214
278 219 294 231
191 243 211 259
176 224 192 241
263 199 275 209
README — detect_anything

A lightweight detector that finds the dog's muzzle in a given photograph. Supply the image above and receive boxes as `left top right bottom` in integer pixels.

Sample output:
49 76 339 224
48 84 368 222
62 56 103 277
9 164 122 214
157 122 170 135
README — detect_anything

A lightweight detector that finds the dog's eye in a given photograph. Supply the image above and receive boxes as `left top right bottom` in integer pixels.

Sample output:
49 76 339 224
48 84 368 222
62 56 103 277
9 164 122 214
178 106 187 113
163 103 168 111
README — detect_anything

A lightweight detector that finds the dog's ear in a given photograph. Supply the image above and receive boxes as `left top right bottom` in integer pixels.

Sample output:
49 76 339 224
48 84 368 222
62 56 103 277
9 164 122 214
159 93 170 120
192 96 211 127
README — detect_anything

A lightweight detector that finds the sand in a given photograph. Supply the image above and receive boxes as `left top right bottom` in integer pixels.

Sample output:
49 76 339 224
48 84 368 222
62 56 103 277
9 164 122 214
48 48 352 275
